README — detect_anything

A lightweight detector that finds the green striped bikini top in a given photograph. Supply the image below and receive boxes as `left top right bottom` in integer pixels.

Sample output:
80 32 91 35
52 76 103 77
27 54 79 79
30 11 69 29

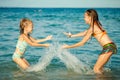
16 40 28 53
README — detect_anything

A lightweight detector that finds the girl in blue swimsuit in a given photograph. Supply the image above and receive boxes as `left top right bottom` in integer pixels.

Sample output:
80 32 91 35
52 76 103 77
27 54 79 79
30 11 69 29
13 18 52 70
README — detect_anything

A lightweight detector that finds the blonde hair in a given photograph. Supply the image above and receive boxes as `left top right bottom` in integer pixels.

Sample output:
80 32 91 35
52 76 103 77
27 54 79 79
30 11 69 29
19 18 32 34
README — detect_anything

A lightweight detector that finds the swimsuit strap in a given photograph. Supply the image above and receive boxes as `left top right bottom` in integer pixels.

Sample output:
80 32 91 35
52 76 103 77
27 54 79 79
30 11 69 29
90 24 107 43
99 30 106 40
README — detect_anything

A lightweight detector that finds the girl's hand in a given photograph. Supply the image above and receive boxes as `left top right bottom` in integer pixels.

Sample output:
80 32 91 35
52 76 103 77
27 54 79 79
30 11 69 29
63 32 72 38
62 44 69 49
44 44 50 47
46 35 52 40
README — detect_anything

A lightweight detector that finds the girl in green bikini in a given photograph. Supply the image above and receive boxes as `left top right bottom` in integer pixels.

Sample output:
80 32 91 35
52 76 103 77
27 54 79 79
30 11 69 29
12 18 52 70
62 9 117 74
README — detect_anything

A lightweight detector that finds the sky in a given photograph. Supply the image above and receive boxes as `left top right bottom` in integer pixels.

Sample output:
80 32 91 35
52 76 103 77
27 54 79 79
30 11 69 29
0 0 120 8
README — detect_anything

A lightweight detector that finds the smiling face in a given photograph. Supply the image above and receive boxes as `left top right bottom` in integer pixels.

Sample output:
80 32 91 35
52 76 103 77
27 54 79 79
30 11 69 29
20 18 33 34
84 13 91 25
24 22 33 34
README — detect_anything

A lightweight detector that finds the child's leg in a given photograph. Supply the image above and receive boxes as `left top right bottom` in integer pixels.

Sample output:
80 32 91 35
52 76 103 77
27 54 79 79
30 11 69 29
93 51 113 74
22 58 30 66
13 58 29 70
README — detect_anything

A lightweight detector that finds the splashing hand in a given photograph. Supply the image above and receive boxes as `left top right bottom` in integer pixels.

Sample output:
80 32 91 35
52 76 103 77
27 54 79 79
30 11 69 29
44 43 50 47
62 44 69 49
63 32 72 38
46 35 52 40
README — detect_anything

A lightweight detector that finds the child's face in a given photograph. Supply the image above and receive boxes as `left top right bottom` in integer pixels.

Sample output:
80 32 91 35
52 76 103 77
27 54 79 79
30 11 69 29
84 13 91 25
25 23 33 34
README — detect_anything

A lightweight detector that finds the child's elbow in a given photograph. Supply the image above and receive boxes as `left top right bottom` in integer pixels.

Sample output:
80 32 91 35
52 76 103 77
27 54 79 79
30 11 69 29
75 42 84 47
29 43 35 46
80 42 85 46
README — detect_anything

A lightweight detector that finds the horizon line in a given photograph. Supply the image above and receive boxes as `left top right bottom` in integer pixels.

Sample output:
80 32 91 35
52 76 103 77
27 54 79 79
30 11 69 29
0 6 120 8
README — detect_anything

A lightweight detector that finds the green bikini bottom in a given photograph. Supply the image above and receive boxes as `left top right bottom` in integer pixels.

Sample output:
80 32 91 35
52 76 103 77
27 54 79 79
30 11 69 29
101 42 117 54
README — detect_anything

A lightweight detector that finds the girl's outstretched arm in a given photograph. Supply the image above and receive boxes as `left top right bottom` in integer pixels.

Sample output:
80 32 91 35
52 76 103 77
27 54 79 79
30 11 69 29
22 34 50 47
63 29 92 48
30 35 52 43
63 30 87 38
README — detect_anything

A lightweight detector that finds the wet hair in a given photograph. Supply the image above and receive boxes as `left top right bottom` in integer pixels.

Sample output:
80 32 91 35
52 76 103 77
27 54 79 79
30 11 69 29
85 9 103 32
19 18 32 34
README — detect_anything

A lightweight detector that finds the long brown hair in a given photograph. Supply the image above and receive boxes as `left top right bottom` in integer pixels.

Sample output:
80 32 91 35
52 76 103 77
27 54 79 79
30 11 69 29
19 18 32 34
86 9 103 33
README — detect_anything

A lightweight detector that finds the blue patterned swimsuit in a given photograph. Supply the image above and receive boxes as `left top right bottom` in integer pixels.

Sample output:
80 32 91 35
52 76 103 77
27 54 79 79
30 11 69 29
12 39 28 59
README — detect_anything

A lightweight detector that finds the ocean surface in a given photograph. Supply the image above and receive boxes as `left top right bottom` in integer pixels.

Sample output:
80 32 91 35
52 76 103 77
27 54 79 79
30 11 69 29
0 8 120 80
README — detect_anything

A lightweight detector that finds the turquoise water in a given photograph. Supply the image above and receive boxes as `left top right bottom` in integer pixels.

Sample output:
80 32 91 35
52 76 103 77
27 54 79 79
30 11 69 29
0 8 120 80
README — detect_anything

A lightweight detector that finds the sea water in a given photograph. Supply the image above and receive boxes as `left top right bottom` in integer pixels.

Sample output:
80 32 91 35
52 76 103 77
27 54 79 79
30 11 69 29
0 8 120 80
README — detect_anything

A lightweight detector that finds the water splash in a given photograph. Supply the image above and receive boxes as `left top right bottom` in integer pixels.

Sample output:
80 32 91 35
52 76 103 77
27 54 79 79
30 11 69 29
27 44 56 72
58 49 92 74
27 42 92 74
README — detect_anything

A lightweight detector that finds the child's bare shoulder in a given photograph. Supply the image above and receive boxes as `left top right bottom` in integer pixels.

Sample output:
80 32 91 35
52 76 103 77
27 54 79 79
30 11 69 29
19 35 24 41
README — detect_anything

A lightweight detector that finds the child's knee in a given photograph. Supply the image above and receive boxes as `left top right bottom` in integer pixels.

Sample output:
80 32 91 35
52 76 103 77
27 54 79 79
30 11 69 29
20 63 29 70
93 66 97 72
93 66 103 74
